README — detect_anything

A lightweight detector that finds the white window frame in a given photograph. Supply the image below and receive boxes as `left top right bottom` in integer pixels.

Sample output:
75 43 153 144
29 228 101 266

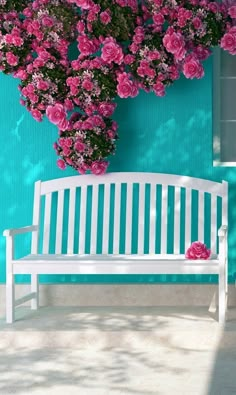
213 48 236 166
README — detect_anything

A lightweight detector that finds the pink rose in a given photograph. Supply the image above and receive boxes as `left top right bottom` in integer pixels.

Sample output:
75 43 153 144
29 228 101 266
6 52 19 66
221 31 236 54
100 10 111 25
98 102 117 117
153 12 165 25
41 16 54 27
185 241 211 260
75 140 86 152
117 72 139 99
77 35 98 56
46 103 67 126
74 0 93 10
229 6 236 18
57 159 66 170
91 160 108 175
31 109 43 122
37 80 49 91
183 56 204 79
101 37 124 65
82 79 94 91
11 35 23 47
192 17 202 30
153 81 165 96
163 31 186 60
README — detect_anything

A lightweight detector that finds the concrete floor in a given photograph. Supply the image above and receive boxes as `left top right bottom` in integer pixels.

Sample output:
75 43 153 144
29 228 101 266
0 306 236 395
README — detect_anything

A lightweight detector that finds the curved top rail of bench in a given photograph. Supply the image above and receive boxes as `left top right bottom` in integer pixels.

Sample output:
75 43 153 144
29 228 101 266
40 172 228 197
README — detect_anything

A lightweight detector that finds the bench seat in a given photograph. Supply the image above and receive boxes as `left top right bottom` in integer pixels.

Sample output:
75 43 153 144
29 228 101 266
13 254 220 275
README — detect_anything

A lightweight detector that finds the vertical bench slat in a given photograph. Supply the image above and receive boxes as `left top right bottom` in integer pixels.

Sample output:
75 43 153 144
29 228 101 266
90 185 99 254
198 191 204 243
102 184 111 254
185 188 192 249
138 183 145 254
211 194 217 254
161 185 168 254
43 193 52 254
55 190 64 254
67 187 76 254
113 183 121 254
174 187 181 254
31 181 41 254
149 184 156 254
125 183 133 254
78 186 87 254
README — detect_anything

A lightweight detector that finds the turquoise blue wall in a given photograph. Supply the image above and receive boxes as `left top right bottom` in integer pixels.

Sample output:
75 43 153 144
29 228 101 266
0 57 236 284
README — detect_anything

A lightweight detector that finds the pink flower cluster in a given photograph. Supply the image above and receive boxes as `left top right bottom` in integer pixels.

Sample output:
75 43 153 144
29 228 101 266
0 0 236 174
54 113 117 175
185 241 211 260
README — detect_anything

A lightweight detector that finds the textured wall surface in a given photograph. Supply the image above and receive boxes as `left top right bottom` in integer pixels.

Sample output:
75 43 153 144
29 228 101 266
0 57 236 284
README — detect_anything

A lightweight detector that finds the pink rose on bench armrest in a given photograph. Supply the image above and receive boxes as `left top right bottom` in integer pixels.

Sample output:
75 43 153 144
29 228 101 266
185 241 211 260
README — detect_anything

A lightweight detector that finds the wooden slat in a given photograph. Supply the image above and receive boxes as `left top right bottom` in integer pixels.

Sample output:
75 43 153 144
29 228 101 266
55 190 64 254
125 183 133 254
78 186 87 254
113 183 121 254
90 185 99 254
174 187 181 254
161 185 168 254
211 194 217 254
31 181 41 254
137 183 145 254
102 184 110 254
67 188 76 254
198 191 204 243
185 188 192 249
43 193 52 254
149 184 156 254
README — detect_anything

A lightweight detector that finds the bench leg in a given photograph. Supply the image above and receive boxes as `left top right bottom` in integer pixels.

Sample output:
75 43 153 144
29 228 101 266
6 273 15 324
31 274 39 310
219 262 226 324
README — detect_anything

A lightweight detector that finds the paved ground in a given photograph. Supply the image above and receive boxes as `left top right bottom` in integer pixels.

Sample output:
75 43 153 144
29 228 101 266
0 306 236 395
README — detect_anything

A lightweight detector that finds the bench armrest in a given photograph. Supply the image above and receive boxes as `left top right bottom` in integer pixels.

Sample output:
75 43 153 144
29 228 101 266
3 225 38 237
218 225 228 237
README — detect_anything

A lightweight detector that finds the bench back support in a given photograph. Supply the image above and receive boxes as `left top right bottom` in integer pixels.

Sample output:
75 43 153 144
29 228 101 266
32 173 228 255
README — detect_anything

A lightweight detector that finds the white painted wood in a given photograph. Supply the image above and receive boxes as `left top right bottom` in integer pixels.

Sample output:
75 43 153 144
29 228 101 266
31 274 39 310
125 183 133 254
3 173 229 323
222 181 228 295
13 255 220 275
149 184 156 254
102 184 111 254
113 183 121 254
43 193 52 254
78 186 87 254
6 236 14 324
174 187 181 254
31 180 41 254
55 190 64 254
185 188 192 249
211 195 217 254
90 185 99 254
198 191 204 243
138 183 145 254
161 185 168 254
67 188 76 254
41 173 225 196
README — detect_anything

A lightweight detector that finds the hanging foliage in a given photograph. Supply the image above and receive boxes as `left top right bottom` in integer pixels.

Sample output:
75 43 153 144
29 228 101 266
0 0 235 174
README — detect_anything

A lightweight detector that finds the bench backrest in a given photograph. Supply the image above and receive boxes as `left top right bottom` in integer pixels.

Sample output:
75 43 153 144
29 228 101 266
31 173 228 255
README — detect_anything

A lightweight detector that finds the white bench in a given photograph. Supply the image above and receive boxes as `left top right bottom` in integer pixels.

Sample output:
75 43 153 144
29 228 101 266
3 172 228 324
